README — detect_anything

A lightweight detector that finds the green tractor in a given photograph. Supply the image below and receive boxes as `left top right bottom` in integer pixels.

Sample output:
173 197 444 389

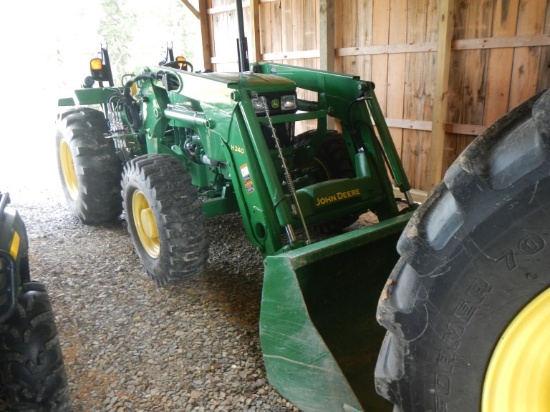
56 43 415 411
0 192 70 411
55 12 550 411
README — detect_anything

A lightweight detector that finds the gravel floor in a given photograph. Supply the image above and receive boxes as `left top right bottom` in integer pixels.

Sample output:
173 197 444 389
6 180 302 412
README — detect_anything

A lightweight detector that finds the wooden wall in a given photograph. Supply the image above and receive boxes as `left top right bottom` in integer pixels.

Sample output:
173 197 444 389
200 0 550 193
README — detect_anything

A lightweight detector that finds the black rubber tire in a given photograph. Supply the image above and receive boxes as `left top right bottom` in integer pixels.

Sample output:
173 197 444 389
375 89 550 411
0 282 70 411
312 131 358 233
55 107 122 224
121 154 209 286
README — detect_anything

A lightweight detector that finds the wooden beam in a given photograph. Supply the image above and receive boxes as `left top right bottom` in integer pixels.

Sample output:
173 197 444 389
250 0 262 63
385 118 433 131
338 42 437 56
385 118 487 136
179 0 200 19
262 50 321 61
445 123 487 136
336 34 550 58
198 0 213 71
453 33 550 50
427 0 454 192
319 0 335 72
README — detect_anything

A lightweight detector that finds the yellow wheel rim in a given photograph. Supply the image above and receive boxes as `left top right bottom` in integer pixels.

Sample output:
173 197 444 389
132 190 160 258
59 140 78 200
482 287 550 411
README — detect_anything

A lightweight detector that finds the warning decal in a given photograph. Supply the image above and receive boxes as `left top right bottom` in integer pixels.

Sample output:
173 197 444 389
240 164 254 194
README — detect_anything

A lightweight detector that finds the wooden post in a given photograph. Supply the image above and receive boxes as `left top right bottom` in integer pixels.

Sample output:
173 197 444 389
427 0 454 192
319 0 335 72
198 0 213 71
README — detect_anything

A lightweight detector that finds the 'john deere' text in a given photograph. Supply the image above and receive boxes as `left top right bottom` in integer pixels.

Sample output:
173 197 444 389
315 189 361 207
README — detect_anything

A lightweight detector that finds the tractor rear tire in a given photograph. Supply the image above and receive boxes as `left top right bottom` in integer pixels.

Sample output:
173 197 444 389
121 154 209 286
375 90 550 412
0 282 70 411
55 107 122 224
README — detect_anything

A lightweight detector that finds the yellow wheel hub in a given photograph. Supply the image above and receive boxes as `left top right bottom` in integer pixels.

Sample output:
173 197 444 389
59 140 78 200
482 287 550 411
132 190 160 258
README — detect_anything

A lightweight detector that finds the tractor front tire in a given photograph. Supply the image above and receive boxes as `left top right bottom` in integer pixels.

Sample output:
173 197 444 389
121 154 209 286
375 90 550 412
0 282 70 411
55 107 122 224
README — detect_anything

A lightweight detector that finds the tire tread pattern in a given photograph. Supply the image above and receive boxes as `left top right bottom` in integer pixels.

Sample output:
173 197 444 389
56 108 122 224
375 90 550 410
121 154 209 286
0 282 70 411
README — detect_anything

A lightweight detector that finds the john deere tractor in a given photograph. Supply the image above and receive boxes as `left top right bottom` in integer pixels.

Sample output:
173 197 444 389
55 10 550 410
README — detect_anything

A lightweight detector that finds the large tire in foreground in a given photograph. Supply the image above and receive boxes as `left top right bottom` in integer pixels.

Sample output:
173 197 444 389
0 282 70 411
55 108 122 224
121 154 209 286
375 89 550 412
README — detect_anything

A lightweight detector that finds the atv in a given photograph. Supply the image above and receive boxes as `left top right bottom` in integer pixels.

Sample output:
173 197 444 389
0 192 70 411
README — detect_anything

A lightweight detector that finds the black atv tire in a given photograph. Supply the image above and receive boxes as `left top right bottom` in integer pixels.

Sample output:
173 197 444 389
55 107 122 224
121 154 209 286
0 282 70 411
312 131 358 233
375 90 550 412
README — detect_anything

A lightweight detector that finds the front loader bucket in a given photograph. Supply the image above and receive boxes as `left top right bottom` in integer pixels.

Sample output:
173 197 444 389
260 213 412 412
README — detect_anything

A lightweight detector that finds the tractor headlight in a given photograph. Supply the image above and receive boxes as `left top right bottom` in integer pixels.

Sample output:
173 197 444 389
252 96 268 113
281 95 297 111
90 58 103 72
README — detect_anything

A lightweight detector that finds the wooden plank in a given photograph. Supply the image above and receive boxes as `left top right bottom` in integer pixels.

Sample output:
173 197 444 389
340 0 358 76
376 118 488 135
320 0 335 130
337 34 550 57
509 0 547 109
537 2 550 90
426 0 454 192
454 33 550 49
259 0 274 55
445 123 487 135
280 0 292 54
483 0 519 125
288 0 305 55
262 50 320 61
356 0 373 79
371 0 390 113
199 0 214 71
405 0 438 190
304 0 319 54
249 0 262 63
320 0 335 72
270 0 283 54
386 0 407 162
333 0 344 73
385 118 432 131
338 42 436 56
